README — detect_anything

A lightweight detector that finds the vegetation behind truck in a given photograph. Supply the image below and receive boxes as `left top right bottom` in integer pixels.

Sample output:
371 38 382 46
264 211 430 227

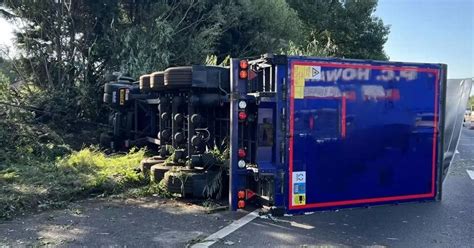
102 54 472 214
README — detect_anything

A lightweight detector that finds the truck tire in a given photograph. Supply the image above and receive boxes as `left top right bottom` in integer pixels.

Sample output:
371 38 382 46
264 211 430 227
140 157 165 176
163 169 195 197
162 169 220 198
139 74 151 92
150 164 171 182
164 67 192 87
150 71 165 91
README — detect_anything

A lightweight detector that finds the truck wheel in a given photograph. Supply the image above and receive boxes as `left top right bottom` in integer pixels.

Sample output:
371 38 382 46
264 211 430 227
150 71 165 91
139 74 151 92
164 67 192 87
162 169 219 198
150 164 171 182
163 170 195 196
140 157 165 176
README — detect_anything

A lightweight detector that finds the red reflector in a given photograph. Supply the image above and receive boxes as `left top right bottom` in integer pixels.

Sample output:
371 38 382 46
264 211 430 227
246 189 256 200
239 60 248 69
309 115 314 130
238 148 246 158
248 70 257 80
238 190 245 199
238 111 247 120
238 200 245 209
239 70 248 79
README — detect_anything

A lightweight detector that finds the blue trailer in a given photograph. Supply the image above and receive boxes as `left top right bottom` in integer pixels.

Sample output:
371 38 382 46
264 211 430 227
228 54 470 213
102 54 471 214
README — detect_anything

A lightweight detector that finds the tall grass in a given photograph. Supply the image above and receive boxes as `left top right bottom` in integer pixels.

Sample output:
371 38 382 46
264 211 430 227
0 147 145 220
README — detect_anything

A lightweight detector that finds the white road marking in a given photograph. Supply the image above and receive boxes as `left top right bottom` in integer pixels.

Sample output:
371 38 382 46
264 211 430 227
466 170 474 180
191 210 259 248
260 215 315 230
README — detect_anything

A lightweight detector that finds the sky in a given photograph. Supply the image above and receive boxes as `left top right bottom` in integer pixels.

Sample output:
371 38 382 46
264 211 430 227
376 0 473 79
0 0 472 79
0 17 15 54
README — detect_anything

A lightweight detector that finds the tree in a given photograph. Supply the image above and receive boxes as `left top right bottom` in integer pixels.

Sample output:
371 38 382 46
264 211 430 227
0 0 122 121
0 0 391 126
287 0 390 60
116 0 229 76
215 0 304 59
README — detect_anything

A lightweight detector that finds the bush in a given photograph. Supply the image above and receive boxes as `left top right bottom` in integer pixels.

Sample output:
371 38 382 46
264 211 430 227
0 72 72 164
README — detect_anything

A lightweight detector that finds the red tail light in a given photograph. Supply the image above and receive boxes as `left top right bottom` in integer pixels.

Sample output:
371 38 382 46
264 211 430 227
238 200 245 209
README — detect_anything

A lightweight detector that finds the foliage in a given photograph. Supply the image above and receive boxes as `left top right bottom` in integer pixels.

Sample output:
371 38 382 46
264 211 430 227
287 0 390 60
205 54 231 66
0 0 122 121
0 56 16 80
202 169 225 199
285 38 337 57
58 147 145 190
0 71 71 164
202 145 228 199
125 180 172 198
215 0 304 58
0 147 145 219
117 21 173 77
0 0 390 128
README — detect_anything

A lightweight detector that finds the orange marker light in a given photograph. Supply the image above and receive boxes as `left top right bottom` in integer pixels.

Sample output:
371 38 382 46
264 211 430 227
238 190 245 199
239 60 248 69
238 200 246 209
239 70 248 79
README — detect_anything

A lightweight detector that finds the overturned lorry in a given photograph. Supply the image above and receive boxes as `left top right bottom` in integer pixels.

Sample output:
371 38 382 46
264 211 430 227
102 54 472 214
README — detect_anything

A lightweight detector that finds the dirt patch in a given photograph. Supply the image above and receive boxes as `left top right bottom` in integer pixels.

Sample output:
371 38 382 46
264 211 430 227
0 196 245 247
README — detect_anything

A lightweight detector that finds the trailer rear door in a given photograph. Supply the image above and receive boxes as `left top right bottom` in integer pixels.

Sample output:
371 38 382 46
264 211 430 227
287 57 445 212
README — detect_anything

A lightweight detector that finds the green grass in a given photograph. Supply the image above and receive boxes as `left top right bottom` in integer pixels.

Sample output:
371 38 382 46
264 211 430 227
0 147 146 220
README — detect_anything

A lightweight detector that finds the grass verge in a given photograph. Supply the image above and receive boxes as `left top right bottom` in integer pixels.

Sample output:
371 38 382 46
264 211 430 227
0 147 146 220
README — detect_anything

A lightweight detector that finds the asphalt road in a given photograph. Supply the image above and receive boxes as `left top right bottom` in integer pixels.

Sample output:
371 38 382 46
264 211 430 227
0 197 247 247
1 128 473 247
212 127 474 247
